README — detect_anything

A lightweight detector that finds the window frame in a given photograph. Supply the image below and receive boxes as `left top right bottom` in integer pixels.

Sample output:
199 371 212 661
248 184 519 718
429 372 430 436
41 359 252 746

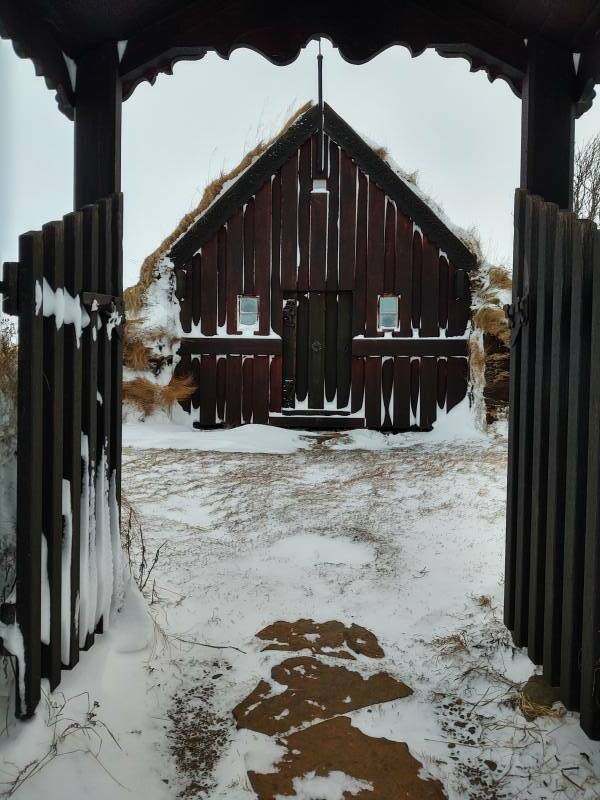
237 294 260 331
377 294 400 332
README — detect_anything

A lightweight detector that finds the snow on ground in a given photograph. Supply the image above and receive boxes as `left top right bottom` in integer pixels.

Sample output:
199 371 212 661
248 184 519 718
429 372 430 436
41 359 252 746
1 421 600 799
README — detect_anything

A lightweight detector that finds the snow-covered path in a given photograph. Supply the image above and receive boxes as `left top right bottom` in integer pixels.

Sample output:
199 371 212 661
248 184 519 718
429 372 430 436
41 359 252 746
4 424 600 799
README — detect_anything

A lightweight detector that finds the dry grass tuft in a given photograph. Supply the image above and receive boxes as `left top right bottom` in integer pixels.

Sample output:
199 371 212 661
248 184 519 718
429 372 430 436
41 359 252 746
516 693 566 722
488 267 512 291
432 632 468 656
469 339 485 382
373 145 389 160
123 324 152 371
124 101 313 315
0 318 18 448
472 307 510 346
123 374 196 417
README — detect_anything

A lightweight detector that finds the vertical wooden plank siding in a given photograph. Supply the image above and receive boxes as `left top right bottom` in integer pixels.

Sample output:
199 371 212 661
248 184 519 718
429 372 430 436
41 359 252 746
325 292 338 403
381 358 394 429
338 151 356 290
351 357 365 413
393 357 411 430
41 221 65 689
410 359 420 419
199 354 217 425
296 294 309 403
225 355 242 426
561 220 595 708
254 181 271 335
216 357 227 421
309 191 328 290
242 357 254 423
528 200 557 664
62 211 83 669
109 193 124 555
543 211 574 683
353 172 368 336
297 139 312 291
192 252 201 327
411 233 423 331
446 358 468 411
80 204 99 650
512 194 540 648
226 211 243 334
437 358 448 409
243 198 255 295
15 230 44 717
505 189 527 632
201 236 218 335
308 292 326 408
337 293 352 409
383 202 396 294
581 229 600 738
271 174 283 335
282 298 297 408
326 140 340 290
419 356 437 429
438 256 449 330
181 261 193 334
174 353 192 414
191 358 202 410
365 357 382 429
217 227 227 329
280 155 298 291
253 356 269 423
366 182 385 336
420 237 440 337
269 355 282 412
396 212 413 337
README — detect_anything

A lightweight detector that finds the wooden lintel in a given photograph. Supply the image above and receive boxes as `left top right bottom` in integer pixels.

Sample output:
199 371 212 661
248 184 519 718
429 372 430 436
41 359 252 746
179 337 283 356
352 338 469 357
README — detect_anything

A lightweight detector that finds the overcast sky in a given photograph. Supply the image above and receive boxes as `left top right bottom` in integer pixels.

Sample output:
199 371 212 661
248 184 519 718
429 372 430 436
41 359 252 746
2 37 600 289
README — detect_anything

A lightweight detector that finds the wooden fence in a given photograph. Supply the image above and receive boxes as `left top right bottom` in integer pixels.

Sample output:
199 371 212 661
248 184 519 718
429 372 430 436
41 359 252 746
506 188 600 738
0 194 124 718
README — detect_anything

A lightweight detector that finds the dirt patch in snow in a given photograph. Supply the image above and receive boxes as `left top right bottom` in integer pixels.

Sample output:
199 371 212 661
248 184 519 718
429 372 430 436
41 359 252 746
256 619 384 660
248 715 446 800
234 655 411 736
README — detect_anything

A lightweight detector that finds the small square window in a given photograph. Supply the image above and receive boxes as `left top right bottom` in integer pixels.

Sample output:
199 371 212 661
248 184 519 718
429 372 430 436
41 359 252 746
238 295 259 330
378 295 399 331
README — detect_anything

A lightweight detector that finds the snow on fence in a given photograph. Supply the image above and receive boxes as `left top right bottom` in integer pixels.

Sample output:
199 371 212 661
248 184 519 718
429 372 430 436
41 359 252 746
0 194 125 718
506 188 600 739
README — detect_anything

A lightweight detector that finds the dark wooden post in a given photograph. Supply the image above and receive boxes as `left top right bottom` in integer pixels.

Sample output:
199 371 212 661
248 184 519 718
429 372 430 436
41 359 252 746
520 38 575 209
74 44 122 210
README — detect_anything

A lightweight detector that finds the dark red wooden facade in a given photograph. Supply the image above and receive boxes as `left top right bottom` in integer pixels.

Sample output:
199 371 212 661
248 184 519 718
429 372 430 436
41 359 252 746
172 105 473 430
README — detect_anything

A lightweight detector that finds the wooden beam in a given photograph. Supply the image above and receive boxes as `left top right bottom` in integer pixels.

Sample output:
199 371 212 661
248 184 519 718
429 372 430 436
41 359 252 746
74 44 122 210
521 38 575 210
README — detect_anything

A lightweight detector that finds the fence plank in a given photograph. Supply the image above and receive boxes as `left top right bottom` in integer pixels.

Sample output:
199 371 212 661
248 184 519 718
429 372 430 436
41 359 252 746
216 357 227 422
561 220 595 707
505 189 527 632
40 221 65 689
242 357 254 423
243 198 255 295
282 298 297 409
309 191 327 291
381 357 393 429
384 202 396 295
438 256 449 331
192 252 201 327
15 230 44 717
437 358 448 409
199 354 217 425
420 237 439 338
351 357 365 413
446 357 468 411
62 211 83 669
543 211 574 683
180 263 192 334
217 227 227 330
325 292 338 404
581 228 600 738
308 292 325 408
297 139 312 291
270 355 282 413
296 293 309 403
410 358 420 420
